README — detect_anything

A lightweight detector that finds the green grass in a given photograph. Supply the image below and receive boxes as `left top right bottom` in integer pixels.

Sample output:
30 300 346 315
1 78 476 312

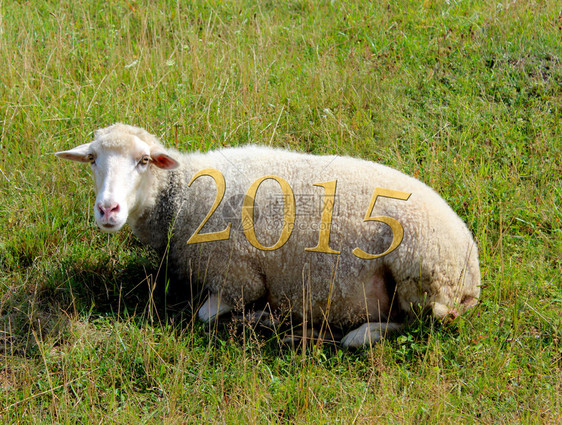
1 0 561 422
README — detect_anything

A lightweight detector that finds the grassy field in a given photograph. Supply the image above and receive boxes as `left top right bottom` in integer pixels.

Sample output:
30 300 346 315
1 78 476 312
0 0 561 422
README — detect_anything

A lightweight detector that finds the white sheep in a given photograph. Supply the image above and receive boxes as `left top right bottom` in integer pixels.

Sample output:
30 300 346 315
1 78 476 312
56 123 481 347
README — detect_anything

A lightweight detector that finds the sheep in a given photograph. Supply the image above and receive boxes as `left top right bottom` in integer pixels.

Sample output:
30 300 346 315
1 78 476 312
56 123 481 347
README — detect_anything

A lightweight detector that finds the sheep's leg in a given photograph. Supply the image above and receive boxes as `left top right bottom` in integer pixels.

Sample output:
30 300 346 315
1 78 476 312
198 293 232 323
430 301 451 319
243 310 279 328
282 327 321 347
281 323 343 347
430 301 461 323
340 322 403 348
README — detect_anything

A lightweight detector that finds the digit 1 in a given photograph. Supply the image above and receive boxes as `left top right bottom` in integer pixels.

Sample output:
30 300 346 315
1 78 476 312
305 180 340 254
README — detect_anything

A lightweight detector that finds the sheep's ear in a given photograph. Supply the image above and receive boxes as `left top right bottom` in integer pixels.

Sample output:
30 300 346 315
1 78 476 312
55 143 92 163
150 149 179 170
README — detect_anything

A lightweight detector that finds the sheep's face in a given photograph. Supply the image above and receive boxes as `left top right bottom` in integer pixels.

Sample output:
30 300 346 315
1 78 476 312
56 134 178 232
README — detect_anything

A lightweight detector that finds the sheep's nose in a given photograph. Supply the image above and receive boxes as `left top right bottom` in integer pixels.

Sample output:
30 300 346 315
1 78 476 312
97 202 120 218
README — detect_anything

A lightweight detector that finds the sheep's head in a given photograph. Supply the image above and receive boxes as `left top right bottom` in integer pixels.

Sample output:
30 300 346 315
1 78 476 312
56 124 179 232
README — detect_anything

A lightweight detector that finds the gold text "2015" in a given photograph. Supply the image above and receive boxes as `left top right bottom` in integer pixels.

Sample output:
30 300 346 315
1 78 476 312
186 169 411 259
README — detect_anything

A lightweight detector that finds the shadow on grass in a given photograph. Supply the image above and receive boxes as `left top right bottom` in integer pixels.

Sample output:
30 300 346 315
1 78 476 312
0 249 201 357
1 245 474 359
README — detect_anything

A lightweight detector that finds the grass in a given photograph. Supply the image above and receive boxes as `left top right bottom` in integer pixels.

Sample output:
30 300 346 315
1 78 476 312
1 0 561 422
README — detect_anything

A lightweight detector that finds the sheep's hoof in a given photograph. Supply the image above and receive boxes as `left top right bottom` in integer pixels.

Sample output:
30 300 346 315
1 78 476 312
198 293 232 323
280 325 342 347
341 322 403 348
244 310 278 328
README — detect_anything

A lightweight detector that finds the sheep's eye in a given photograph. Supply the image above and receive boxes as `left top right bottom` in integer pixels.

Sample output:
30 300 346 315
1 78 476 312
87 154 95 164
139 156 150 166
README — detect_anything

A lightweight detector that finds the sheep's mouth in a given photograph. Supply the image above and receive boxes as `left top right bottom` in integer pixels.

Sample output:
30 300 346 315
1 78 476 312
98 222 122 233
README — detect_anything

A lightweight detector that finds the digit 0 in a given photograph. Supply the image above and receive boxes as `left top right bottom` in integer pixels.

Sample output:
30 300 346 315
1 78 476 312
242 176 296 251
